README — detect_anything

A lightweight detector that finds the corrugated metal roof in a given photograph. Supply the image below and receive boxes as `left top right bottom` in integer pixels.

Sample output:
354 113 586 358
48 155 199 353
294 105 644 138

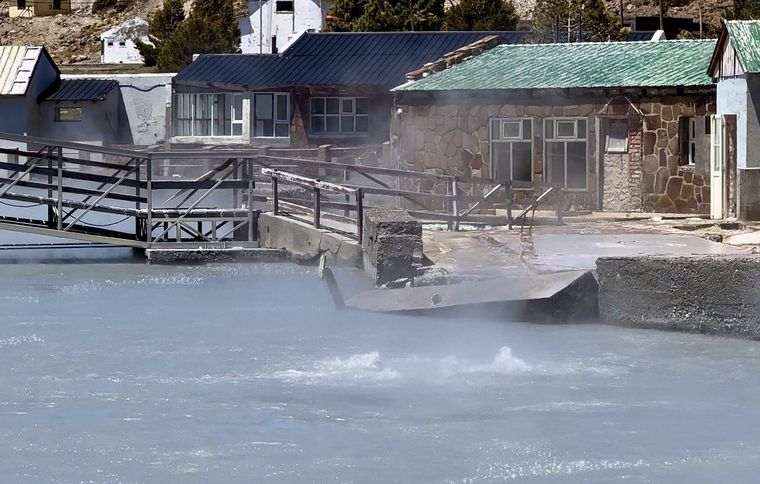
724 20 760 73
174 31 528 88
394 39 716 92
43 78 119 101
0 46 44 96
625 31 657 41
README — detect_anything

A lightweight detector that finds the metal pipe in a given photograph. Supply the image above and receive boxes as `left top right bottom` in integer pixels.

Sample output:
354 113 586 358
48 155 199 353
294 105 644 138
313 188 321 229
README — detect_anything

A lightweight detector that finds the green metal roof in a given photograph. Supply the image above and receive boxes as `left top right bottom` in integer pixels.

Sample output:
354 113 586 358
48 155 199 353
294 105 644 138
394 40 716 92
724 20 760 73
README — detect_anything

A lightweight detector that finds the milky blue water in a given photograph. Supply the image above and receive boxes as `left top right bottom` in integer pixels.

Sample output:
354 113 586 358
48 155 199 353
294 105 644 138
2 256 760 483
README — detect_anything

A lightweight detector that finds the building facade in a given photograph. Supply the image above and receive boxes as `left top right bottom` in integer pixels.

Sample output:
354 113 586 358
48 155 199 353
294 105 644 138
100 18 150 65
709 20 760 220
392 40 717 214
171 31 526 149
237 0 327 54
8 0 71 17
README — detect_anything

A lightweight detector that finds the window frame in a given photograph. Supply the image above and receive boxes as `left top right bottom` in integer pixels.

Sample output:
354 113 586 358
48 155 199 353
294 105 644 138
489 117 534 182
309 96 369 135
275 0 294 12
253 92 289 138
54 106 82 122
543 117 588 191
604 118 629 154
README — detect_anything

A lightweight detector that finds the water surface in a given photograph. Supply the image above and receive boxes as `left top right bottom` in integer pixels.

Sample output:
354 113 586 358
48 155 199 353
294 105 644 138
1 261 759 483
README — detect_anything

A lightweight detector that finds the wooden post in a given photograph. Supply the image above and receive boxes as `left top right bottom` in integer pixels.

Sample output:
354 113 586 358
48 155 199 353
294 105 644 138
271 176 279 215
446 177 453 231
135 157 141 239
505 181 513 230
343 155 354 217
313 187 321 229
248 158 255 242
452 177 460 231
356 188 364 243
146 157 152 244
56 147 63 231
318 144 332 178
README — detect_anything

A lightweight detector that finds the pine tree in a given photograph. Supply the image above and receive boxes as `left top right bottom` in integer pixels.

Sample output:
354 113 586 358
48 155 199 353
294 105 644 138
325 0 444 32
531 0 623 42
443 0 518 31
138 0 240 71
725 0 760 19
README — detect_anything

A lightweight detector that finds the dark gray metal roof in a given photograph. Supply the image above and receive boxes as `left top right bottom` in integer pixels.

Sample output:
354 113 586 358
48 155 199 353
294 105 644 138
43 78 119 102
626 31 658 41
174 31 528 89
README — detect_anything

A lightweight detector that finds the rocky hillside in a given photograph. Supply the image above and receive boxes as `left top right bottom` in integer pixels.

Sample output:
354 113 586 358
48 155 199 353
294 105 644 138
0 0 732 66
0 0 164 64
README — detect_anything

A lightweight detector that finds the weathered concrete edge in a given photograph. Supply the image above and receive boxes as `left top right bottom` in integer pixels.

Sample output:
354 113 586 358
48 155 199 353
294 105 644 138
146 247 288 265
597 254 760 340
258 213 362 267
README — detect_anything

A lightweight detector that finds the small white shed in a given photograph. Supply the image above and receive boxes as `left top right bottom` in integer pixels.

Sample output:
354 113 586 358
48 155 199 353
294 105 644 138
100 18 150 65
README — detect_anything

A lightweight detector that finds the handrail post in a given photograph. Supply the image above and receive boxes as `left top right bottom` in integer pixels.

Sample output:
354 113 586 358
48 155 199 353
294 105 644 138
56 147 63 231
47 147 53 228
248 158 255 242
452 177 460 231
146 156 152 244
446 177 453 231
505 181 513 230
356 188 364 243
272 176 279 215
313 187 321 229
135 155 141 238
554 184 564 225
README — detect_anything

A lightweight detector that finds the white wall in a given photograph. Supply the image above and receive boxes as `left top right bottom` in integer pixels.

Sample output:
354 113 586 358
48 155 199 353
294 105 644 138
717 77 748 169
62 73 174 147
102 39 144 64
239 0 324 54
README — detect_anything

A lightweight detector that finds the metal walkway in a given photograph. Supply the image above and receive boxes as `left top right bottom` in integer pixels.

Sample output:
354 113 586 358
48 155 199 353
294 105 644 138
0 133 259 250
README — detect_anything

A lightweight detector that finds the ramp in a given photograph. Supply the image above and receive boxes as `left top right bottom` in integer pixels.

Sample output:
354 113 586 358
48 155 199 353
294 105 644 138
345 270 593 312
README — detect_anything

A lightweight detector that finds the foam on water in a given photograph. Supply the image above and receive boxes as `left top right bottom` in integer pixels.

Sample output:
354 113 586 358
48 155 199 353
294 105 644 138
0 334 43 348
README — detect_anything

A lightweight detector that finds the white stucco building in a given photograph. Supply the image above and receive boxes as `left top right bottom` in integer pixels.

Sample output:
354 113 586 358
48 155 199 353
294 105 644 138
100 18 150 65
238 0 328 54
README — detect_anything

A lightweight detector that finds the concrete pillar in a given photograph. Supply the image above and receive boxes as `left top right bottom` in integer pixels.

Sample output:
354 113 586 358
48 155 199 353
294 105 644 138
362 208 422 287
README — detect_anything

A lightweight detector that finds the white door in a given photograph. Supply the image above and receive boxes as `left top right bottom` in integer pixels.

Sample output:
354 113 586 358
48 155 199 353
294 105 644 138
710 115 724 219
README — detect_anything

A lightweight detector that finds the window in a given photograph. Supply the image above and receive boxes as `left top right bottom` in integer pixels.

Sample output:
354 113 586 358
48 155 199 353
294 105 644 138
107 41 114 46
173 93 246 137
55 107 82 122
254 93 289 137
53 0 61 9
544 118 587 189
119 41 127 47
679 116 709 166
275 0 294 12
489 118 533 182
16 0 26 8
310 97 368 134
605 119 629 153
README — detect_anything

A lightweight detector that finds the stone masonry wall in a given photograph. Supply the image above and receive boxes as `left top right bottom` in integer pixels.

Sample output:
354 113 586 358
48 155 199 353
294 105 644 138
393 95 715 213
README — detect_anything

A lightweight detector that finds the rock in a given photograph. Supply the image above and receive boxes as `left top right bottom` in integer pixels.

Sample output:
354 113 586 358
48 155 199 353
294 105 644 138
666 176 683 201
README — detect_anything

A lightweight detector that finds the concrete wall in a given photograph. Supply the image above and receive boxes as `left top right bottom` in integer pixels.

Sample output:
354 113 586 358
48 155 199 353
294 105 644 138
239 0 323 54
361 208 422 287
393 92 714 213
63 73 173 147
597 255 760 339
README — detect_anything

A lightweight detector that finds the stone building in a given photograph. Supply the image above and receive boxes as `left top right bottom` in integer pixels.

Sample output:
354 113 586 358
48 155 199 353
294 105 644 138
392 39 717 214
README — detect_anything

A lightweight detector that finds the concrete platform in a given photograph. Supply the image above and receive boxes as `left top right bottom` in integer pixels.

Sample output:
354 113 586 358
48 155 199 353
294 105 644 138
145 247 287 264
